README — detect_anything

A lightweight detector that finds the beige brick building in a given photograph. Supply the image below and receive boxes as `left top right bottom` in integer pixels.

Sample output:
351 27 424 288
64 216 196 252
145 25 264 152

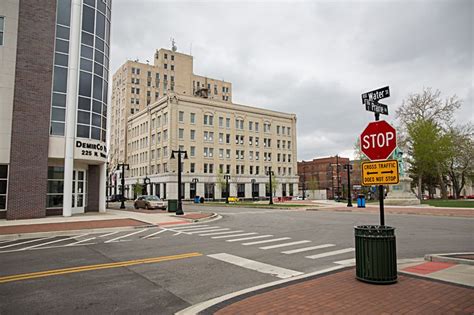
122 93 298 200
110 48 232 172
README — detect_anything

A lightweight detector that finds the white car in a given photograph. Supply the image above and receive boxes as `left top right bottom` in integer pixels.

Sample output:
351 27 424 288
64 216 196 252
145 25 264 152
134 195 167 210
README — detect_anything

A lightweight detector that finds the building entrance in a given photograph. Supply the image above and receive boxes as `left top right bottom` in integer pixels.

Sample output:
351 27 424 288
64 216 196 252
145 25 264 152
72 169 87 213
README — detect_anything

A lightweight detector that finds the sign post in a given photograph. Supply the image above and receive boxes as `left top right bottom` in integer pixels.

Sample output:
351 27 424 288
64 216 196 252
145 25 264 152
360 86 395 226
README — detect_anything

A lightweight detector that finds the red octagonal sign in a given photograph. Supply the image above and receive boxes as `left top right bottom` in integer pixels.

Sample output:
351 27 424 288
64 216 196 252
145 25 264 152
360 120 397 161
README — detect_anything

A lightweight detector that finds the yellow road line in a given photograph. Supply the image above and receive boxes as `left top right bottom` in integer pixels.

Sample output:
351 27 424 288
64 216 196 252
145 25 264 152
0 252 202 284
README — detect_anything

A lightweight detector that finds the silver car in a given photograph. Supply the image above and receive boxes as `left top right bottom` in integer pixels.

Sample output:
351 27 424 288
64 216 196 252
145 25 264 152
134 195 167 210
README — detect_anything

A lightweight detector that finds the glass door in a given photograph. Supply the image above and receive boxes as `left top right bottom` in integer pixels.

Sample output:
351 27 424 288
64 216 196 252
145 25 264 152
72 169 87 213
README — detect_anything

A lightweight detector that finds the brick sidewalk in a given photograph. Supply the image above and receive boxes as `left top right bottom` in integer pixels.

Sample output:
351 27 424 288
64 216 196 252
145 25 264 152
0 219 149 235
209 268 474 314
312 205 474 218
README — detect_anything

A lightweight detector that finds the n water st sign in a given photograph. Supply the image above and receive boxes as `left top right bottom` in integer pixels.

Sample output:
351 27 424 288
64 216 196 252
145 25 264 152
362 160 399 186
360 120 397 161
362 86 390 115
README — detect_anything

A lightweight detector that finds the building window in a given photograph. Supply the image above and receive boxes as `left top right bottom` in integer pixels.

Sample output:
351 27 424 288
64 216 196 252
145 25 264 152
0 17 5 46
179 111 184 122
190 163 195 173
190 113 195 124
190 146 195 157
219 117 224 127
190 129 195 140
47 166 64 209
178 128 184 139
171 65 174 71
226 118 230 128
171 55 174 61
204 114 214 126
0 165 8 209
164 53 168 59
255 122 259 132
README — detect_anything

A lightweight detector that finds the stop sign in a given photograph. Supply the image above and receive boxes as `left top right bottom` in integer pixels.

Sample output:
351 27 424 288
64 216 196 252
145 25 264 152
360 120 397 161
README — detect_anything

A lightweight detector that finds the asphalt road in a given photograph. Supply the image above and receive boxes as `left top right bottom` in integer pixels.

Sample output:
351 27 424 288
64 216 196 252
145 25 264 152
1 206 472 314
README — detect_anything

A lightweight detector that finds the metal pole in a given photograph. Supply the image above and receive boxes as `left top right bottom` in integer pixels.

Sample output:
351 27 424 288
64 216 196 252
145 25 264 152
176 151 184 215
347 164 353 207
269 167 273 205
225 177 229 204
120 164 126 209
375 111 384 225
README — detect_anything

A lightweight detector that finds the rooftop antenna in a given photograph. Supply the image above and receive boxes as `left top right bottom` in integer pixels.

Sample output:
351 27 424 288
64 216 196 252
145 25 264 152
170 38 177 52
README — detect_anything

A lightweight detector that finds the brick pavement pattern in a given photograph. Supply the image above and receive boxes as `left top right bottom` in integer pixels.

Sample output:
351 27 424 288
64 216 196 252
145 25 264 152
214 269 474 314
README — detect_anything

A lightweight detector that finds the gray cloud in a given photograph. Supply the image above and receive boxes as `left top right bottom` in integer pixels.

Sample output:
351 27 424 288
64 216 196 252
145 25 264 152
110 0 473 160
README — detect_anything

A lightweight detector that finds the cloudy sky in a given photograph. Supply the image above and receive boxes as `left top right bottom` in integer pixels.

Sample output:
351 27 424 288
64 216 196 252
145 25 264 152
109 0 473 161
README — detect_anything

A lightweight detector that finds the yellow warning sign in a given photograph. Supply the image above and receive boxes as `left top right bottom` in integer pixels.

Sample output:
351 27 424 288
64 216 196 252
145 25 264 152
362 160 399 186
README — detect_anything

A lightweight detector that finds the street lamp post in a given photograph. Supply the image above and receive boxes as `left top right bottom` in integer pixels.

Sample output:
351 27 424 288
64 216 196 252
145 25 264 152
106 162 109 209
267 167 274 205
224 175 230 204
117 163 129 209
170 149 188 215
192 178 199 200
251 178 256 201
345 163 353 207
143 175 150 195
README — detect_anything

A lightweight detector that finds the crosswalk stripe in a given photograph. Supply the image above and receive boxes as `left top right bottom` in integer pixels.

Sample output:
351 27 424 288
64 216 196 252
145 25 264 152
188 228 230 235
199 230 244 236
227 235 273 242
175 227 221 233
99 231 120 238
169 225 210 231
21 234 91 250
306 248 355 259
212 233 257 239
242 237 291 246
65 237 96 246
334 258 356 266
281 244 335 254
142 229 167 239
208 253 303 279
0 237 53 249
260 240 311 250
104 229 148 243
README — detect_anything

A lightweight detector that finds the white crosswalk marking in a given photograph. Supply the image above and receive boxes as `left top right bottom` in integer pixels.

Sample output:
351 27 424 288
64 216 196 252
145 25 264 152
104 229 148 243
227 235 273 242
169 225 210 231
65 237 96 246
188 228 231 235
141 229 167 239
260 240 311 250
199 230 244 236
242 237 291 246
0 237 53 249
334 258 356 266
99 231 120 238
208 253 303 279
306 248 355 259
212 232 257 239
21 234 91 250
281 244 335 254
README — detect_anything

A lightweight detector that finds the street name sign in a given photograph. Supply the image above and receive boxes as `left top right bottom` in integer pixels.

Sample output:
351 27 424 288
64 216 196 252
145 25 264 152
361 86 390 104
365 101 389 115
362 160 399 186
360 120 397 161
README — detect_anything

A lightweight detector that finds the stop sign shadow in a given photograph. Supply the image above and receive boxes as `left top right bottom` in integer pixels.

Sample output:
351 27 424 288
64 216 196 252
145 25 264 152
360 120 397 161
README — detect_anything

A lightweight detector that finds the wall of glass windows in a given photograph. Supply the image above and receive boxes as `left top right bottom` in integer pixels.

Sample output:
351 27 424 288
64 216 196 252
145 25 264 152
50 0 72 136
77 0 111 142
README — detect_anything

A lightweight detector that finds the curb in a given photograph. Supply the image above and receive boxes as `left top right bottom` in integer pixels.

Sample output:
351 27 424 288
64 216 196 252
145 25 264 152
0 224 156 241
171 212 220 223
175 265 348 315
425 252 474 266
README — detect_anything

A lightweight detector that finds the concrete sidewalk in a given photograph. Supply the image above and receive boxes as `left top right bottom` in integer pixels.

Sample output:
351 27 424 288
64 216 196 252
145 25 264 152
0 208 217 240
182 256 474 314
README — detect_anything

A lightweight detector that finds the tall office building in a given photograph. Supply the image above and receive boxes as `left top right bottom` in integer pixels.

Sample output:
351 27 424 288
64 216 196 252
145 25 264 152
122 93 298 201
0 0 112 219
109 48 232 173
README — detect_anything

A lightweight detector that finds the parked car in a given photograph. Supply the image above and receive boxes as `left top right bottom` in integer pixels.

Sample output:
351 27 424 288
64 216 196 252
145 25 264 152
293 196 303 200
134 195 167 210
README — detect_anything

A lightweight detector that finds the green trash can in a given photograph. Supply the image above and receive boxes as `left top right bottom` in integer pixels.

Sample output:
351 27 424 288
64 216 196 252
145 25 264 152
167 199 178 212
355 225 397 284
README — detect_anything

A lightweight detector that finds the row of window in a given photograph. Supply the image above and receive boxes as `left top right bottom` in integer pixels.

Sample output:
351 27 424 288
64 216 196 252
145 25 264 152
130 163 293 178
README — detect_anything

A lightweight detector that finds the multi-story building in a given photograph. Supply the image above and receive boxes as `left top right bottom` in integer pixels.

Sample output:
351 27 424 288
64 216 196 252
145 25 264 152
109 48 232 172
122 93 298 200
298 156 358 200
0 0 112 219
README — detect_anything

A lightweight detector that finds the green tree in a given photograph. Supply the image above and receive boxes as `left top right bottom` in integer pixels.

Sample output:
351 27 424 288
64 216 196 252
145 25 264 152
265 176 279 197
447 124 474 198
397 88 462 199
133 180 143 198
307 176 319 199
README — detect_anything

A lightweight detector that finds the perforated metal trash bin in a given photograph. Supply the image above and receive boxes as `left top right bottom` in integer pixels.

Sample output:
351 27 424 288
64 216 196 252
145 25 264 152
355 225 397 284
